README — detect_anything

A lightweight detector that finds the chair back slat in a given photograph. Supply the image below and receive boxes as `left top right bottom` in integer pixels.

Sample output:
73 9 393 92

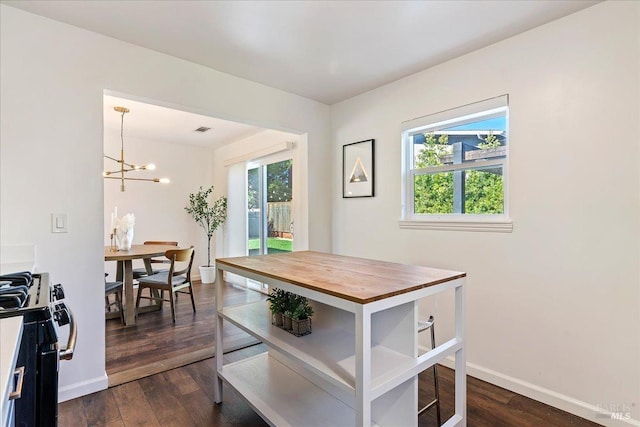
145 241 179 265
166 247 195 278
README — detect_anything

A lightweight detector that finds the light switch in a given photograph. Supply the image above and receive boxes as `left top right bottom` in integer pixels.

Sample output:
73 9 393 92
51 213 68 233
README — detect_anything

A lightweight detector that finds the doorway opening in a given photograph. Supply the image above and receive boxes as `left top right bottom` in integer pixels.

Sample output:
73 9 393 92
102 91 307 386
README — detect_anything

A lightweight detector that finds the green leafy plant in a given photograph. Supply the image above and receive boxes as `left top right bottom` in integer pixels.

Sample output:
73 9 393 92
184 186 227 267
266 288 290 314
477 132 501 150
284 294 314 321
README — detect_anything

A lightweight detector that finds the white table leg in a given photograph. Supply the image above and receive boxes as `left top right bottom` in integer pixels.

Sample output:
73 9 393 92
214 267 224 403
355 304 372 426
455 282 467 426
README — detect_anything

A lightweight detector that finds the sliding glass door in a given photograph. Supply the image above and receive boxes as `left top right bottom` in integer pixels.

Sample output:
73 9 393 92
248 158 293 256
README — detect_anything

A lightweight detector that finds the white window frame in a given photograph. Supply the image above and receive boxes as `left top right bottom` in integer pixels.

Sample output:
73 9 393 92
400 95 513 232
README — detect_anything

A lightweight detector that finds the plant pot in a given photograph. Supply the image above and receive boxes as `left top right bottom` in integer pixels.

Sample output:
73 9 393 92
283 314 292 330
199 265 216 284
272 312 284 327
291 318 312 337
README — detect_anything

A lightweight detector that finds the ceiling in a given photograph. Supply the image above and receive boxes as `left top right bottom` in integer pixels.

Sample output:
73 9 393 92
3 0 598 105
5 1 598 149
103 95 264 149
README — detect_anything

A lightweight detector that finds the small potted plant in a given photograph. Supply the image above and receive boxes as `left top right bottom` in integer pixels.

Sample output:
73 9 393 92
266 288 289 327
185 186 227 284
284 294 313 336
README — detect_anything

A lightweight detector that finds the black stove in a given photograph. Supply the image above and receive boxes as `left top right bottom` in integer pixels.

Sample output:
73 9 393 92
0 271 76 427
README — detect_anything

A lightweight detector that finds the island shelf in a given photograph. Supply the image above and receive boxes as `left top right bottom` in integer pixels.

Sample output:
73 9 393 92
214 251 466 427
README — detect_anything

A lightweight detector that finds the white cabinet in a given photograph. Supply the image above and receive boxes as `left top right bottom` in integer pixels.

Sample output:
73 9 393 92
214 251 466 427
1 317 23 427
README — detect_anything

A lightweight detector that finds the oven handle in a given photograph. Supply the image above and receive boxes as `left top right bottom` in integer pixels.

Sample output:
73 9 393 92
9 366 24 400
59 305 77 361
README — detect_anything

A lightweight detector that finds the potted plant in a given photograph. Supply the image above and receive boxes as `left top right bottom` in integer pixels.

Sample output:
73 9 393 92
284 294 314 336
185 186 227 284
266 288 289 327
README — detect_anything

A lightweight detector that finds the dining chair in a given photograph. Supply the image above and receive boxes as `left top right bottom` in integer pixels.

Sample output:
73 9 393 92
132 241 179 279
135 246 195 323
418 315 441 425
104 274 124 324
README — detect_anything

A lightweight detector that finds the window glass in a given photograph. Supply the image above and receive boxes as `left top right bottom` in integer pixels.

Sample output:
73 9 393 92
403 96 508 218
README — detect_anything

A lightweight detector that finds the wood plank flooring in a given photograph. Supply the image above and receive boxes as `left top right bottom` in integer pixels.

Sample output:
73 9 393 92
65 281 602 426
105 281 263 386
62 343 600 427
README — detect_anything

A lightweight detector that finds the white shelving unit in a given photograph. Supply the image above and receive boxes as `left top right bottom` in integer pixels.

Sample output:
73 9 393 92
214 251 466 427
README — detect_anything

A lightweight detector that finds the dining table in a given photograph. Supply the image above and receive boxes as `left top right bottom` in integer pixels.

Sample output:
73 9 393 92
104 244 178 326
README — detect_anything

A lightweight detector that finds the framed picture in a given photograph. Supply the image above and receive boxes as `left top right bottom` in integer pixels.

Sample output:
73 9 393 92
343 139 375 198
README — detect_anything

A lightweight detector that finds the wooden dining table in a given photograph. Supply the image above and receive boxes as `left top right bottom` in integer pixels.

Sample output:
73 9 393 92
104 244 178 326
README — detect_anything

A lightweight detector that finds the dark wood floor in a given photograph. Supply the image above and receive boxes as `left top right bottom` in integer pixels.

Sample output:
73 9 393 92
61 343 600 427
105 281 263 386
61 282 601 426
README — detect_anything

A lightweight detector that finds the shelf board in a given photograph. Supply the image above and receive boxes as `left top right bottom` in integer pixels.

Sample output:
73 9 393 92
219 352 375 427
219 302 414 394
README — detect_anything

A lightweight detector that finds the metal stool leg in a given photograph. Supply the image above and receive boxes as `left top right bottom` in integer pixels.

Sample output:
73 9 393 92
418 315 442 426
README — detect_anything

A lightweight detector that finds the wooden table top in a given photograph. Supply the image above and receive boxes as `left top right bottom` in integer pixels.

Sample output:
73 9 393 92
216 251 465 304
104 244 178 261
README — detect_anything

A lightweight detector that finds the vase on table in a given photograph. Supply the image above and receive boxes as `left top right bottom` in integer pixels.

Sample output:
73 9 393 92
116 228 134 251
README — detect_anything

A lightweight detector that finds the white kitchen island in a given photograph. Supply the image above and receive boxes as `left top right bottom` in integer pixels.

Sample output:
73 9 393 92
214 251 467 427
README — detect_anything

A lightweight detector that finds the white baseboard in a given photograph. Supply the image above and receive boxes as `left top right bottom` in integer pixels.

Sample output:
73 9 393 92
419 347 639 427
58 373 108 403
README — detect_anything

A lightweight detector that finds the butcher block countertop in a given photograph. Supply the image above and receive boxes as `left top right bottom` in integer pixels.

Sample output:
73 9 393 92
216 250 466 304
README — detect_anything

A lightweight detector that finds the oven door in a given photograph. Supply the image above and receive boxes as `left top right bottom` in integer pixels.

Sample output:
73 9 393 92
15 303 75 427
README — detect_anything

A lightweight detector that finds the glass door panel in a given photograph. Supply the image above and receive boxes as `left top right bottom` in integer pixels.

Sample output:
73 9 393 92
247 166 262 256
266 159 293 254
247 159 293 256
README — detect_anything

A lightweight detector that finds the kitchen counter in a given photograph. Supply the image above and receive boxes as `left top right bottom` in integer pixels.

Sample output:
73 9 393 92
214 251 467 426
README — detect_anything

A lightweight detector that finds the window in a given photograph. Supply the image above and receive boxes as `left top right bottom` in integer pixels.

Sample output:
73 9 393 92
401 95 512 232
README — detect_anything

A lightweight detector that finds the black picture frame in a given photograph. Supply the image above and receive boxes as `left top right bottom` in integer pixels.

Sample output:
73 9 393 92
343 139 375 198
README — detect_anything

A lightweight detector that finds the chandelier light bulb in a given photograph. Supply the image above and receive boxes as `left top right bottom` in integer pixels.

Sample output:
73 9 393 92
146 163 156 171
159 178 170 184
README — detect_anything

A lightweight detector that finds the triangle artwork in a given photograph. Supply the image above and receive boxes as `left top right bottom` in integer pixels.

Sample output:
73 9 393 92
349 157 369 183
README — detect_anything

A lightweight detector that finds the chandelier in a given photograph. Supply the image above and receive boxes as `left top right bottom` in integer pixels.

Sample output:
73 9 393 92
103 106 170 192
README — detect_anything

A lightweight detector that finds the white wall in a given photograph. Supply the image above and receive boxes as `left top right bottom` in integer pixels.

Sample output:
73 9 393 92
0 5 331 401
331 1 639 425
103 130 211 276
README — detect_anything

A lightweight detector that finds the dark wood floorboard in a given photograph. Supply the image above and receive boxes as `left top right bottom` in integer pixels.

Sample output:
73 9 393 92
105 281 264 385
61 343 601 427
60 282 601 426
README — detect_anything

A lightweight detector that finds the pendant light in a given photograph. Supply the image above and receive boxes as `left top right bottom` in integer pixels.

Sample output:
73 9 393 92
103 106 170 191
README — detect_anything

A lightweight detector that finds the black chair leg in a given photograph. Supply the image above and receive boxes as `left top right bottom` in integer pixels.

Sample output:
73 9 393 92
169 289 176 323
135 284 143 319
189 284 196 313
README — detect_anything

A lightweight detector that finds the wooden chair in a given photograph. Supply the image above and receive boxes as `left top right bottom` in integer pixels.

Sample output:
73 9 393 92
105 274 124 324
132 241 178 279
135 246 195 323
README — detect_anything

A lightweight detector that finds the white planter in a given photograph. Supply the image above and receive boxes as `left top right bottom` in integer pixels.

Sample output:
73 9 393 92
199 265 216 284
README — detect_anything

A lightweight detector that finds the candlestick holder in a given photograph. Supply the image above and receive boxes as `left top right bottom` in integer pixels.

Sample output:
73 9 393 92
110 229 118 252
